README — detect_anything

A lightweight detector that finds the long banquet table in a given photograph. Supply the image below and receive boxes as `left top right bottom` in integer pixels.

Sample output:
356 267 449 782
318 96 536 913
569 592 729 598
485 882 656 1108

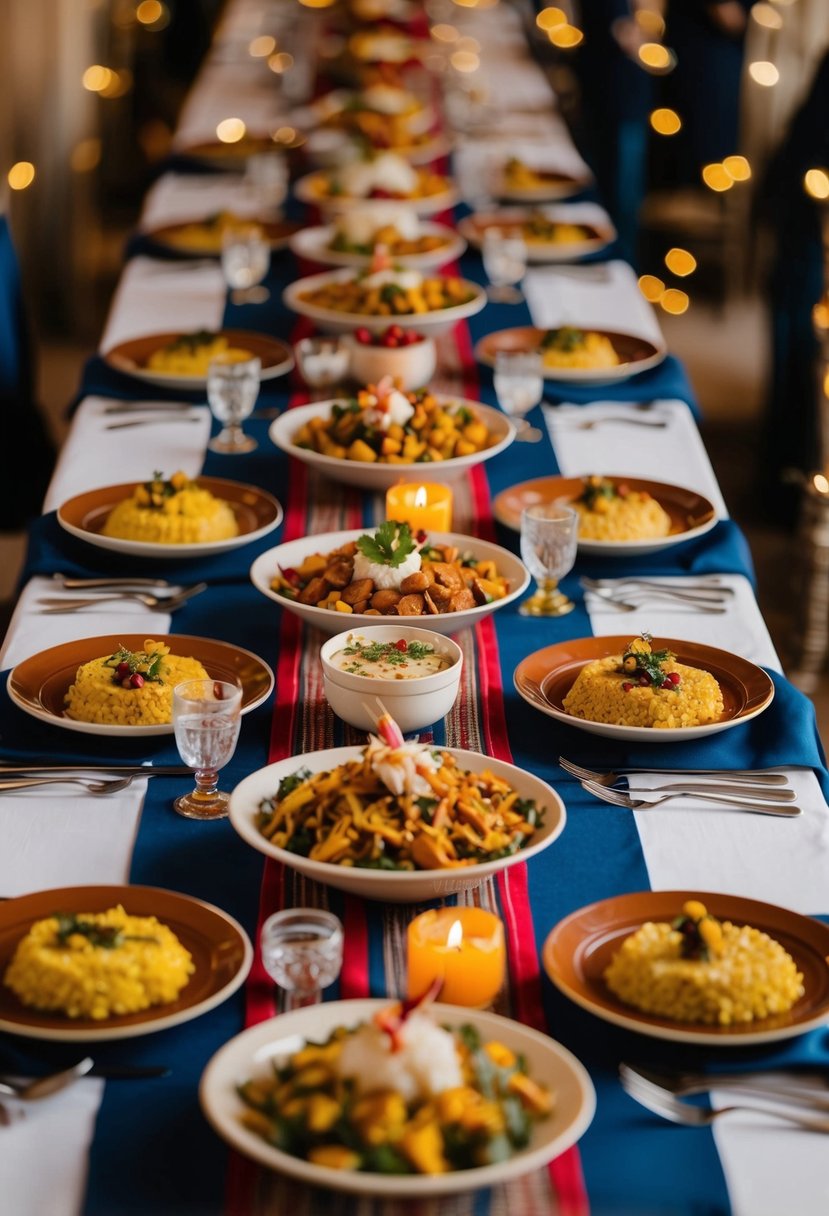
2 3 829 1214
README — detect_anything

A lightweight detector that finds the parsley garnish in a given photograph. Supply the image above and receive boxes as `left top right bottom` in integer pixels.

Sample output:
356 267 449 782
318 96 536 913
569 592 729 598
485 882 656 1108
540 326 585 353
356 520 416 568
342 640 435 665
54 913 158 950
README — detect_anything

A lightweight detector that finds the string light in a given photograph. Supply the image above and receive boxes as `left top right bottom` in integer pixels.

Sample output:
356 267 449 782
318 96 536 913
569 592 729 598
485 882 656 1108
804 169 829 200
82 65 114 92
638 43 675 73
135 0 169 29
548 24 583 48
748 61 779 86
638 274 665 303
450 50 481 71
216 117 246 143
665 248 697 277
752 3 784 27
702 163 734 192
814 473 829 494
536 6 566 30
823 371 829 400
100 69 133 99
650 108 681 135
268 52 294 73
634 9 665 38
431 24 459 41
723 155 751 181
7 162 35 190
249 35 276 58
660 288 690 315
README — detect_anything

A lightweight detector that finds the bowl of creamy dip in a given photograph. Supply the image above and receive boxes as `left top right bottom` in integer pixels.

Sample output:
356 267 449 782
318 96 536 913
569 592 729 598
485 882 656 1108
321 625 463 733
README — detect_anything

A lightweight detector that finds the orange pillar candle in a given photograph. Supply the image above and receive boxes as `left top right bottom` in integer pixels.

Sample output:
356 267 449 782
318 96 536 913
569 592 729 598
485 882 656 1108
407 907 506 1007
385 482 453 533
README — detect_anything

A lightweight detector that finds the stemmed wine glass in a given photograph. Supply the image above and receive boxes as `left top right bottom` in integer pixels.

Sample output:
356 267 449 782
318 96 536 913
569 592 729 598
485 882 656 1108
260 909 344 1011
244 152 288 218
493 349 544 442
482 228 527 304
221 222 271 305
519 504 579 616
207 354 260 453
172 679 242 819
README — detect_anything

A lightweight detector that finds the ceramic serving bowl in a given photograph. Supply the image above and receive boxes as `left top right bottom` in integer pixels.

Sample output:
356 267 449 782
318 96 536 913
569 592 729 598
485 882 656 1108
345 332 437 390
320 624 463 734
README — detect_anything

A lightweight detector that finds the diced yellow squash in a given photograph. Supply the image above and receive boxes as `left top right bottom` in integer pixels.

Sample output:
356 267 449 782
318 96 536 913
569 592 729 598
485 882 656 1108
381 436 402 456
400 1120 448 1174
484 1041 517 1068
308 1145 362 1171
240 1109 273 1137
306 1093 342 1133
347 438 379 463
508 1072 554 1114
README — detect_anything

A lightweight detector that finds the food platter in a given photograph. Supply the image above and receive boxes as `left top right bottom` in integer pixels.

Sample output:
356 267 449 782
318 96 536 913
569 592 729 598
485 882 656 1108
458 208 615 264
288 222 466 270
228 746 566 902
143 215 302 257
492 475 717 556
543 890 829 1046
283 269 486 336
7 634 274 737
200 999 595 1196
294 171 459 217
250 528 529 637
0 885 252 1041
513 636 774 743
102 331 294 391
57 477 283 560
269 399 515 490
494 166 591 203
475 326 667 386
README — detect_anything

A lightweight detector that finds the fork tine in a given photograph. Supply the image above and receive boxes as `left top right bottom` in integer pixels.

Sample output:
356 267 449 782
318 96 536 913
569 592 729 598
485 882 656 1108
558 757 599 782
581 779 632 807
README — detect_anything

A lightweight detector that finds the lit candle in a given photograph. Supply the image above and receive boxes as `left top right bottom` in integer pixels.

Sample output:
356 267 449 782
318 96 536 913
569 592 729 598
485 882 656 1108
385 482 453 533
407 907 505 1007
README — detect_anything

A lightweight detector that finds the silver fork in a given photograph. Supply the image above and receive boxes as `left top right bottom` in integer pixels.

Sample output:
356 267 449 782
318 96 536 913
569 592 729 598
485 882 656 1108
582 585 727 615
580 577 731 604
624 1064 829 1111
619 1066 829 1132
570 417 668 431
36 582 207 613
0 774 148 795
54 575 174 591
559 757 791 787
581 776 794 802
581 779 802 817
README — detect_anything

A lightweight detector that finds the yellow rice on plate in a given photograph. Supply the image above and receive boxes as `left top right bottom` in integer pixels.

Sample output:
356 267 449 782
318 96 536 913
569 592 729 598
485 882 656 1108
604 900 804 1025
65 639 209 726
146 332 254 376
3 905 195 1020
573 477 671 542
562 637 724 729
103 471 239 545
540 328 620 370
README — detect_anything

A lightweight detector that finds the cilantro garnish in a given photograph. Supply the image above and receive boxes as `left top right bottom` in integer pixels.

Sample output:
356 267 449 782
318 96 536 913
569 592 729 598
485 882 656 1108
54 913 158 950
540 326 585 353
342 640 435 665
356 520 416 568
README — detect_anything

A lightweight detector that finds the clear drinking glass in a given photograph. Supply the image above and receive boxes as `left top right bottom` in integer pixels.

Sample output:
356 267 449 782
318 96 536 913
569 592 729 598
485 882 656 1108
493 349 544 442
244 151 288 217
172 679 243 819
261 909 344 1010
207 355 260 453
482 227 527 304
295 335 351 390
221 223 271 304
519 504 579 616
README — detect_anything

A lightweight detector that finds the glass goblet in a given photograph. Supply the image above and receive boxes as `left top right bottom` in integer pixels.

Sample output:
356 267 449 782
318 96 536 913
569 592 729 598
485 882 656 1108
493 349 544 442
244 151 288 218
207 354 260 453
172 679 242 819
295 335 351 391
519 504 579 616
482 227 527 304
221 222 271 305
261 908 344 1011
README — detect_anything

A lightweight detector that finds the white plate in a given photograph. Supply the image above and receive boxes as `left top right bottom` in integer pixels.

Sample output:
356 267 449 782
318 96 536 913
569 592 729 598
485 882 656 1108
289 222 466 270
250 528 530 637
200 1000 594 1196
228 745 566 901
283 268 486 336
294 172 459 217
269 399 515 490
458 208 615 264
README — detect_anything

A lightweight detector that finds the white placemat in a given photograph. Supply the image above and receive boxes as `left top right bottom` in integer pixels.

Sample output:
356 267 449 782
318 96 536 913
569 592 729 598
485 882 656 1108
525 259 663 345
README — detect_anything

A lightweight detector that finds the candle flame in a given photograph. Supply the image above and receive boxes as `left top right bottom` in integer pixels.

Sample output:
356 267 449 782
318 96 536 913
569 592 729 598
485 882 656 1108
447 919 463 950
414 486 428 509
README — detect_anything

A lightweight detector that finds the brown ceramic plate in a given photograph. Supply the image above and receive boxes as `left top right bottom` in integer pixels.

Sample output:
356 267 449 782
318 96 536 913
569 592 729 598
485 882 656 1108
0 885 253 1041
57 477 283 559
458 209 614 263
493 475 717 556
7 634 274 737
179 133 305 165
514 636 774 742
496 168 589 203
543 890 829 1045
102 330 294 390
144 216 302 257
474 326 666 385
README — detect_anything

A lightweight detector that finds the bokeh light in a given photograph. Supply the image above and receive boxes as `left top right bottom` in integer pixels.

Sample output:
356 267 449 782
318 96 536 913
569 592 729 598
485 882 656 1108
135 0 169 28
216 117 246 143
702 163 733 192
82 65 113 92
650 107 681 135
268 52 294 73
7 162 35 191
249 35 276 57
660 288 690 315
638 43 674 72
804 169 829 200
70 138 102 172
548 24 583 48
638 274 665 303
665 248 697 277
536 6 566 30
450 50 481 71
431 24 459 41
752 3 784 27
723 155 751 181
748 61 780 86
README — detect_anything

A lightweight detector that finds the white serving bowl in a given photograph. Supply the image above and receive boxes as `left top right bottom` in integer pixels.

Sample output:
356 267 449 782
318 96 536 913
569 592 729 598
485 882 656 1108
321 624 463 733
283 269 486 336
289 222 465 271
269 399 516 490
344 332 437 389
228 746 566 902
250 528 529 636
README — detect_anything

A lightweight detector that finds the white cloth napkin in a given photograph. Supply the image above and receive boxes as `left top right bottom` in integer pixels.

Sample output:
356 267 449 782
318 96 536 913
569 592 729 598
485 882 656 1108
174 60 287 148
524 259 664 345
544 399 728 516
43 397 211 512
99 257 226 352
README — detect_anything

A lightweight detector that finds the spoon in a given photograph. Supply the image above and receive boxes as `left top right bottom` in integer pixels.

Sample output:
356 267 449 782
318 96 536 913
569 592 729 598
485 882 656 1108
0 1057 94 1101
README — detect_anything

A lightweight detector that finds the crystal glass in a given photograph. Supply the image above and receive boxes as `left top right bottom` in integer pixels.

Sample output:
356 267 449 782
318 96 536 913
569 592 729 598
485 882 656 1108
261 908 344 1010
482 227 527 304
207 355 260 453
493 349 543 442
172 679 242 819
221 223 271 304
519 504 579 616
244 152 288 217
295 335 351 390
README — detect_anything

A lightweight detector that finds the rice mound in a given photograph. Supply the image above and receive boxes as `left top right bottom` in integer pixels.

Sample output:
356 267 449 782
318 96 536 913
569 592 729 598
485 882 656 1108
65 642 209 726
604 919 804 1025
103 485 238 545
563 654 723 729
574 493 671 542
4 905 195 1020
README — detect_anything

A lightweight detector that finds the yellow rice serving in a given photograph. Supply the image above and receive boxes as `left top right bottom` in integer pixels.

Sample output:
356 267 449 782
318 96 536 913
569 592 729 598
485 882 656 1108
563 636 723 729
4 905 195 1020
573 477 671 542
65 639 209 726
103 470 239 545
604 900 804 1026
540 327 619 370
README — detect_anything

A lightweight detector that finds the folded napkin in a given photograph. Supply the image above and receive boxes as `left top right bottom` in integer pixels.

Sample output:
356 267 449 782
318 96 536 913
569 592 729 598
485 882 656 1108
99 257 226 352
140 171 255 229
523 259 663 345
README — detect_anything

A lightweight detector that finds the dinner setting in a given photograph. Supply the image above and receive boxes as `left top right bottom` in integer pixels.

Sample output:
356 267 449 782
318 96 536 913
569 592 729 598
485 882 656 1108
3 1 829 1214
